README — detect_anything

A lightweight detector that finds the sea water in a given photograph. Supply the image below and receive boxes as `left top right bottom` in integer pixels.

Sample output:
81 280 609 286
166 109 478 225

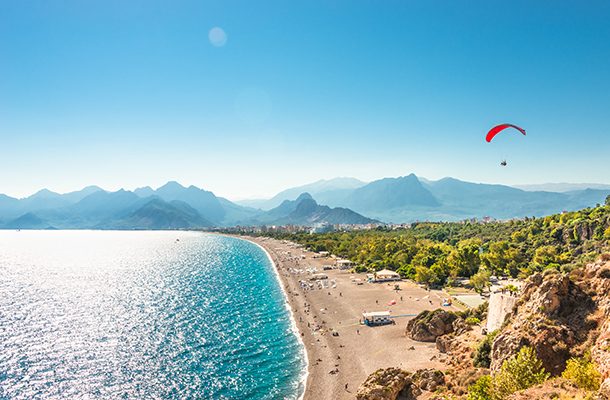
0 231 306 399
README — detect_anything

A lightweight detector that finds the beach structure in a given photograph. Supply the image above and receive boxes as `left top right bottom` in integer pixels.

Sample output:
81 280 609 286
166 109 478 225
375 269 401 282
336 260 352 269
362 311 392 326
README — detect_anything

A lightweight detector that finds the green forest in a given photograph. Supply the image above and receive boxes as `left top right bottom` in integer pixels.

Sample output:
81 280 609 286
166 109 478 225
246 198 610 288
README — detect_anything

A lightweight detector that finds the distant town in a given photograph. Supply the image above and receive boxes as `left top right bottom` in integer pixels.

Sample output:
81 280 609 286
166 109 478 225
208 215 533 235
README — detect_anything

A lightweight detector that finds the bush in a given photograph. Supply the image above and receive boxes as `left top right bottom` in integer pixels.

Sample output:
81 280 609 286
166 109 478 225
561 351 601 391
490 346 549 400
354 265 367 273
466 317 481 325
468 347 549 400
468 375 491 400
472 330 498 368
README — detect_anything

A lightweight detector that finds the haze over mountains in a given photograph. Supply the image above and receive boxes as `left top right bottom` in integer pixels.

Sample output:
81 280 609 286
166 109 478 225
0 175 608 230
237 175 610 223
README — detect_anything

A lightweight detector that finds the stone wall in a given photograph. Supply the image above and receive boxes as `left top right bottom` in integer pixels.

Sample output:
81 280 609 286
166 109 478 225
486 292 517 332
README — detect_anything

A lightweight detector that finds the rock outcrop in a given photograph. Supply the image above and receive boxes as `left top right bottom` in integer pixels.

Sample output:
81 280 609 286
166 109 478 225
490 254 610 392
405 309 458 342
585 254 610 393
356 368 445 400
356 368 415 400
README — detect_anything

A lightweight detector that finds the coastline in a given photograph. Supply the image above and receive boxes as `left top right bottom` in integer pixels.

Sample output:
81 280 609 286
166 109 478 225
248 237 309 400
238 234 458 400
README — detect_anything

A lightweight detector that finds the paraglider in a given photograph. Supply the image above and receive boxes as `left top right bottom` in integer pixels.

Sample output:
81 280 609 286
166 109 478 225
486 124 526 166
486 123 526 143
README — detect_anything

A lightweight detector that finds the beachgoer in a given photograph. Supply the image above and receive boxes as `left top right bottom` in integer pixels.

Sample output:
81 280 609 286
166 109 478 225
345 383 348 390
357 329 359 335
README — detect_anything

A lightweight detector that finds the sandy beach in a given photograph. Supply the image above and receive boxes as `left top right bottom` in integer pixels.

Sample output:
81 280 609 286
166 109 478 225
242 236 458 400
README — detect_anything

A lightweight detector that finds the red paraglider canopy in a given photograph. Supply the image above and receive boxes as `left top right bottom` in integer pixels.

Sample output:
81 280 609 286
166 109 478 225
485 124 526 142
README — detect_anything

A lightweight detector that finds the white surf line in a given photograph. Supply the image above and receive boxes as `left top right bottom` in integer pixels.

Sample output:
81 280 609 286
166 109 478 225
241 237 309 400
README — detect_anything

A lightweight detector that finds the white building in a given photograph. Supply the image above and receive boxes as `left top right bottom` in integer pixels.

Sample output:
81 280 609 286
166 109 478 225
363 311 392 326
375 269 401 282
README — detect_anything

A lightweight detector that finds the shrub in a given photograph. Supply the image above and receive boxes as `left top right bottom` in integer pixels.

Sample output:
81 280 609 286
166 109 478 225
472 330 498 368
354 265 367 273
561 351 601 391
505 284 518 294
466 317 481 325
490 346 549 400
468 375 491 400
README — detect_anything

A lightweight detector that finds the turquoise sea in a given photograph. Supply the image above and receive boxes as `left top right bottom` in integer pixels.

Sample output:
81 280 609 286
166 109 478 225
0 231 306 399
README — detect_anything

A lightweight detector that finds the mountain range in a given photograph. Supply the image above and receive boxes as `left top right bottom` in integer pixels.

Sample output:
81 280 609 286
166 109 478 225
235 175 609 223
0 175 608 229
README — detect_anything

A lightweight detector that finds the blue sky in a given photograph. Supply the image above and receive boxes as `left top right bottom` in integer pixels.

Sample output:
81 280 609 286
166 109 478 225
1 1 609 200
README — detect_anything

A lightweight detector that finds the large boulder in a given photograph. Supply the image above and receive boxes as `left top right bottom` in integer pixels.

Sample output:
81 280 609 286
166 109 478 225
356 367 445 400
406 309 458 342
356 368 413 400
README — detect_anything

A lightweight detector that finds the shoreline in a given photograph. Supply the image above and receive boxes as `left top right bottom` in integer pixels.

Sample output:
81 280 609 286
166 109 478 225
248 238 309 400
237 234 457 399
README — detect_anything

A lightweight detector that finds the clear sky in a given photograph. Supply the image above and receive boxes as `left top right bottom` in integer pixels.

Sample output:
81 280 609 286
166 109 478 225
1 1 609 200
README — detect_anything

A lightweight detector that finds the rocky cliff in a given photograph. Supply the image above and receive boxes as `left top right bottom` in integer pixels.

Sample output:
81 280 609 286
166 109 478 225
491 254 610 390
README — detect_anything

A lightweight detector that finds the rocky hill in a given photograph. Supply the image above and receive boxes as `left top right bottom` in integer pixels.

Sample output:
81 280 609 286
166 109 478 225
488 255 610 392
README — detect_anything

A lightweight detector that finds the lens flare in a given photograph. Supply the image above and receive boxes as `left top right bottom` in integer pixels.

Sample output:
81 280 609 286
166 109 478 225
209 27 227 47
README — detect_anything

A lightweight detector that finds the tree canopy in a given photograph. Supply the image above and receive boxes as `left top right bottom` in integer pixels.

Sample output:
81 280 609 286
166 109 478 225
246 203 610 285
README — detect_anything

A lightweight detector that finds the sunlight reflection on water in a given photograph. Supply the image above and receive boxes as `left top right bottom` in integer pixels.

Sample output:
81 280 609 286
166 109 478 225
0 231 304 399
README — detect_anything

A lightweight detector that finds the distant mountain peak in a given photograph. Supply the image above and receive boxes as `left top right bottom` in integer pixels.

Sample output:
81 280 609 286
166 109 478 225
159 181 186 190
34 188 55 195
24 188 60 201
296 192 314 202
